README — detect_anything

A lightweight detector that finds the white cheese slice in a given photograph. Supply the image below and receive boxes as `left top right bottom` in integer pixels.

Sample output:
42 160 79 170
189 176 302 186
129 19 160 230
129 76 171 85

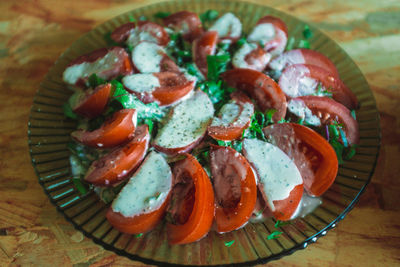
247 23 275 46
287 98 321 126
243 138 303 211
111 151 172 217
279 64 319 97
155 90 214 149
269 49 305 73
209 13 242 39
131 42 164 73
122 73 160 93
63 50 120 84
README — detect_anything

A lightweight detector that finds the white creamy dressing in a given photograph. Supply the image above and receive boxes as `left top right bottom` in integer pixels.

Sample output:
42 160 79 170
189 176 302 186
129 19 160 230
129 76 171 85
63 50 119 84
155 90 214 148
122 73 160 93
291 191 322 219
179 67 198 84
111 151 172 217
247 23 275 46
209 13 242 39
279 64 319 97
288 99 321 126
126 29 158 47
269 49 305 72
131 42 164 73
243 138 303 211
232 42 271 70
211 102 240 127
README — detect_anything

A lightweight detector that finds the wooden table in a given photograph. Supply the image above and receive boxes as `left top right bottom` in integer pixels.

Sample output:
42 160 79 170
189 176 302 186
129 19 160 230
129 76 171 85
1 0 399 266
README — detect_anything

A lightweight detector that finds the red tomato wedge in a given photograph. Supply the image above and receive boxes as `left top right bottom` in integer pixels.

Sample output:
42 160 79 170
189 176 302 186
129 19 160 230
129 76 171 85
192 31 218 77
123 72 195 106
106 152 172 234
247 16 288 57
137 21 170 46
269 48 340 78
279 63 358 109
71 109 137 148
167 154 215 244
221 68 287 122
84 125 150 186
71 83 111 119
208 91 254 141
210 145 257 233
163 11 203 42
288 96 359 145
242 138 303 221
62 47 133 86
263 123 339 197
232 43 271 71
110 22 136 43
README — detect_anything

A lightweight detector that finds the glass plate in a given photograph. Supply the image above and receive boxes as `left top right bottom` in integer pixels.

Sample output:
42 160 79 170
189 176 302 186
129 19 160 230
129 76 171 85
28 0 381 266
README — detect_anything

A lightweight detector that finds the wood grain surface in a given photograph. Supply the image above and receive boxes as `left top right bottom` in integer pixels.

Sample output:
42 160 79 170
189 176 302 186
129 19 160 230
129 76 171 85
0 0 399 266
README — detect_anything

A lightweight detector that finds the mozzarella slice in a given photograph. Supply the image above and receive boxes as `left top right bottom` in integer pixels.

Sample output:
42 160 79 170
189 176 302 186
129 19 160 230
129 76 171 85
122 73 160 93
209 13 242 39
278 64 319 97
232 42 271 70
111 151 172 217
247 23 275 45
242 138 303 211
287 98 321 126
132 42 164 73
155 90 214 149
269 49 305 73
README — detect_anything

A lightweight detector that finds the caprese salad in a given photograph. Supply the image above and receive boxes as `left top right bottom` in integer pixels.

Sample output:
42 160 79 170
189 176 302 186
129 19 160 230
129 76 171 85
63 10 359 245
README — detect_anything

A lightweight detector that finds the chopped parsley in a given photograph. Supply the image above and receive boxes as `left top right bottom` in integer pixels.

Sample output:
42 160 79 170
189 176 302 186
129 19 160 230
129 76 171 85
206 54 231 81
267 231 283 240
135 233 143 238
200 9 219 24
286 24 313 51
87 73 107 88
153 11 171 19
224 240 235 247
275 220 291 228
63 102 78 119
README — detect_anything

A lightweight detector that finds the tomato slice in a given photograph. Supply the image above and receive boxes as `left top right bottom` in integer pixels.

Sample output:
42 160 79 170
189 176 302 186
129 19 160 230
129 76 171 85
106 151 172 234
63 47 133 86
163 11 203 42
110 22 136 43
167 154 215 244
71 109 137 148
242 138 303 221
288 95 359 145
210 145 257 233
221 68 287 122
279 63 358 109
263 123 339 197
247 16 288 57
208 91 254 141
84 125 150 186
71 83 111 119
269 48 340 78
192 31 218 77
232 43 271 71
137 21 170 46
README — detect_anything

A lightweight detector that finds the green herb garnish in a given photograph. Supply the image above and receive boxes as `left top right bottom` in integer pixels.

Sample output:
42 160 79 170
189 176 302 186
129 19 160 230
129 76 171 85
267 231 283 240
128 14 136 22
206 54 231 81
224 240 235 247
275 220 291 228
303 24 313 39
154 11 171 19
63 102 78 119
135 233 143 238
87 73 107 88
200 9 219 24
298 39 310 49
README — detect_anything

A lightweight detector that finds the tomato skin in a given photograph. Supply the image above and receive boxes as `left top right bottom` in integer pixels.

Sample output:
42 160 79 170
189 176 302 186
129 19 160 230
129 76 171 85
163 11 203 42
269 48 340 77
84 125 150 186
72 83 111 119
263 122 339 197
137 21 170 46
292 95 359 145
208 92 254 141
221 68 287 122
152 72 195 106
210 145 257 233
106 193 170 234
279 64 358 109
271 184 303 221
167 154 215 245
66 47 133 86
111 22 136 43
192 31 218 77
257 16 288 35
71 109 137 148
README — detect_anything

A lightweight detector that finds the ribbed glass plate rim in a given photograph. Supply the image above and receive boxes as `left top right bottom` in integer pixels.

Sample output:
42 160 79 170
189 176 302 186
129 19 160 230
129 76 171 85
28 0 381 266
